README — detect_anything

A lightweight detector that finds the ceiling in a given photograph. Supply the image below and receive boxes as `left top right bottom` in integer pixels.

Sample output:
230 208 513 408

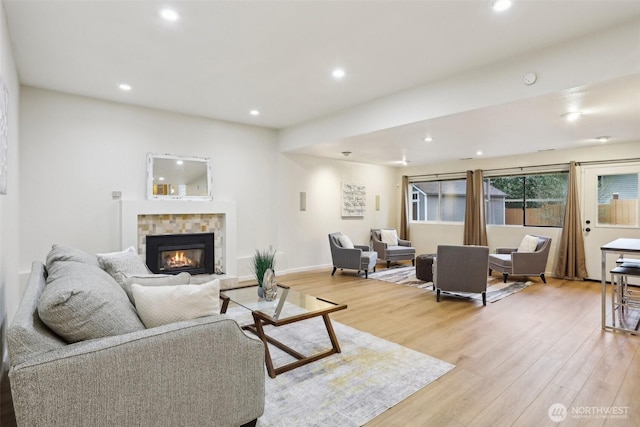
4 0 640 166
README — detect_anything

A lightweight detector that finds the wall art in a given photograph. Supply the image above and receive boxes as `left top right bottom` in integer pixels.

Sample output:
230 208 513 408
342 183 366 217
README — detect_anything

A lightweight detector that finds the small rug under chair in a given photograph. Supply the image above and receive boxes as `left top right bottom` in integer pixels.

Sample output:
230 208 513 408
368 266 533 303
225 307 454 426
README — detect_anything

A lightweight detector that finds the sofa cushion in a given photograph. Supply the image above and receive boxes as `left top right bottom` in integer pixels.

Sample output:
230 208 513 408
132 279 220 328
46 244 100 269
121 272 191 303
39 261 145 343
97 246 150 286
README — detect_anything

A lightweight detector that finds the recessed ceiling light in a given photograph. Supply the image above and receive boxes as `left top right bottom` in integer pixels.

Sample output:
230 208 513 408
424 136 433 142
250 109 260 116
176 160 184 165
118 83 132 91
332 68 346 79
158 177 165 181
159 8 180 22
476 150 484 156
562 111 583 122
596 136 610 143
492 0 512 12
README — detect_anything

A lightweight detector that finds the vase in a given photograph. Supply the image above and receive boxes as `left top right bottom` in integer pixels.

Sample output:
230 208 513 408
262 269 278 301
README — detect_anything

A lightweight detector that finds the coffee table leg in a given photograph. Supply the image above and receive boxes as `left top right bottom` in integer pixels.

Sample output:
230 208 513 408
322 314 341 354
252 313 277 378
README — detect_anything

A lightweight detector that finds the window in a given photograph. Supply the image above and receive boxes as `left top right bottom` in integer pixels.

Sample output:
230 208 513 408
411 179 466 222
484 172 568 227
597 173 639 226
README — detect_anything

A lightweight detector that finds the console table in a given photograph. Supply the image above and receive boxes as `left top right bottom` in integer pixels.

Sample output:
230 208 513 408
601 238 640 334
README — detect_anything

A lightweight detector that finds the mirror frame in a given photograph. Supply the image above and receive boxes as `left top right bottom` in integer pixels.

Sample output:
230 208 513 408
146 153 213 200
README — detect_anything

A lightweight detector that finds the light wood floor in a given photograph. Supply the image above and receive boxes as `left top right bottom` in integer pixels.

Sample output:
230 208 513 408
2 265 639 426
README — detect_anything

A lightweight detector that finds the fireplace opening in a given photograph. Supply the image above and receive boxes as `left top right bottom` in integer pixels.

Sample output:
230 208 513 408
146 233 214 275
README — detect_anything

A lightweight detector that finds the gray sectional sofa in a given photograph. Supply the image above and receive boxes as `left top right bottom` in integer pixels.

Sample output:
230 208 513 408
8 245 265 427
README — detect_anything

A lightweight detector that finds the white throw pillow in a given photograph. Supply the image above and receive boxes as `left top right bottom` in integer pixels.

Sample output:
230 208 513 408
380 229 399 246
517 235 539 253
338 235 355 249
121 272 191 303
132 279 220 328
97 246 150 286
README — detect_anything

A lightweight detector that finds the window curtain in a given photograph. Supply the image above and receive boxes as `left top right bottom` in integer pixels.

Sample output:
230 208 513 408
400 175 410 240
555 161 588 279
463 170 488 246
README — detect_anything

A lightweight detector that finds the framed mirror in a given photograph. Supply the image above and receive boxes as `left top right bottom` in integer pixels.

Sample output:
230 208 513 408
147 153 213 200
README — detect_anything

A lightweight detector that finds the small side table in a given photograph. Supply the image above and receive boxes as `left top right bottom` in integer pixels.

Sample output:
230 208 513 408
416 254 436 287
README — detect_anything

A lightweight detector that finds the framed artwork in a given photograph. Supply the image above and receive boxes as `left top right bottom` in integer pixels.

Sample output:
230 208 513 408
0 77 7 195
342 183 366 217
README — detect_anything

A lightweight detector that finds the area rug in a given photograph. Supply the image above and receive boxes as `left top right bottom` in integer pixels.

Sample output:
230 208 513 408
368 266 533 303
225 307 455 427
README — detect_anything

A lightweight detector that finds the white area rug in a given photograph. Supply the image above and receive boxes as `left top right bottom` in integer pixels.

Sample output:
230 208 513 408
225 307 454 427
368 266 533 303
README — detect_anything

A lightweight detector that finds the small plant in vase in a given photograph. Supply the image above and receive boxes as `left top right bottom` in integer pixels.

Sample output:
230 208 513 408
250 248 276 299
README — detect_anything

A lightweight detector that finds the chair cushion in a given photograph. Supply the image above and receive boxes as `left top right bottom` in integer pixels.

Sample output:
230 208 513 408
517 235 539 253
380 229 399 246
39 260 145 343
386 246 415 256
338 235 355 249
132 279 220 328
489 253 512 268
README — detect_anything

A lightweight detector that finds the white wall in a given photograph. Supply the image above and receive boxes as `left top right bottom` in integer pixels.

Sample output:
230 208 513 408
19 87 277 275
275 153 398 273
0 0 21 376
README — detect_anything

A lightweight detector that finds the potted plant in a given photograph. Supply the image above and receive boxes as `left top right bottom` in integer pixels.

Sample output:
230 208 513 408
250 248 276 297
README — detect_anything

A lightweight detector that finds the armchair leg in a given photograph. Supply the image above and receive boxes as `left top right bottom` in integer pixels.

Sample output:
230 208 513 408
412 258 415 266
540 273 546 284
489 268 492 276
386 261 391 268
436 289 441 302
482 291 487 306
365 269 369 279
502 273 508 283
331 266 337 276
373 266 376 273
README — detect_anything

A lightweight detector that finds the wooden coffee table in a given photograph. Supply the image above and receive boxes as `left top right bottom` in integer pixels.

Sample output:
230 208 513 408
221 284 347 378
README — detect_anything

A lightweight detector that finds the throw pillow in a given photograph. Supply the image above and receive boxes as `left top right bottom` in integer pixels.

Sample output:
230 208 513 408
517 235 539 253
97 246 150 286
380 229 399 246
132 279 221 328
45 244 100 269
121 272 191 303
338 235 355 249
38 261 145 343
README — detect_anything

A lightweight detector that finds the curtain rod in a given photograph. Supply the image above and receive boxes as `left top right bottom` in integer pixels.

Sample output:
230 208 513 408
407 157 640 181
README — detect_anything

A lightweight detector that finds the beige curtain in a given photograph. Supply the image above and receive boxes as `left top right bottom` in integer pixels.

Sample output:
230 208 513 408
400 175 410 240
463 170 488 246
555 161 588 279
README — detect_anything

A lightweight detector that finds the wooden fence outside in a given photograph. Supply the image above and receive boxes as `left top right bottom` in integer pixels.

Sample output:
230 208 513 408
598 199 638 226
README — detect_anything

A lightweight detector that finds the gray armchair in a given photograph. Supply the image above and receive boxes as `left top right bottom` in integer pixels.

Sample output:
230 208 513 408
370 229 416 268
488 235 552 283
328 232 377 278
435 245 490 306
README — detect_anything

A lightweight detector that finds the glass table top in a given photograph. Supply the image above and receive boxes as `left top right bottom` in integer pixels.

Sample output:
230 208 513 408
222 285 343 322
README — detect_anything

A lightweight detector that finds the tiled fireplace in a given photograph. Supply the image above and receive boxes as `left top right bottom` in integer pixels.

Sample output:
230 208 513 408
120 200 237 276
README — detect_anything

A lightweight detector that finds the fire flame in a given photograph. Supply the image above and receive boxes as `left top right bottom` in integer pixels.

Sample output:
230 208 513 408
164 251 195 268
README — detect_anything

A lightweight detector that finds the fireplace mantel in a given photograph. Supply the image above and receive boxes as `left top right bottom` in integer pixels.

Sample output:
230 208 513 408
120 200 237 276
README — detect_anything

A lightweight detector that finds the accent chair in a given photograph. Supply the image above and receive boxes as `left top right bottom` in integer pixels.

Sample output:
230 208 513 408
370 229 416 268
328 232 377 279
435 245 490 306
488 235 552 283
